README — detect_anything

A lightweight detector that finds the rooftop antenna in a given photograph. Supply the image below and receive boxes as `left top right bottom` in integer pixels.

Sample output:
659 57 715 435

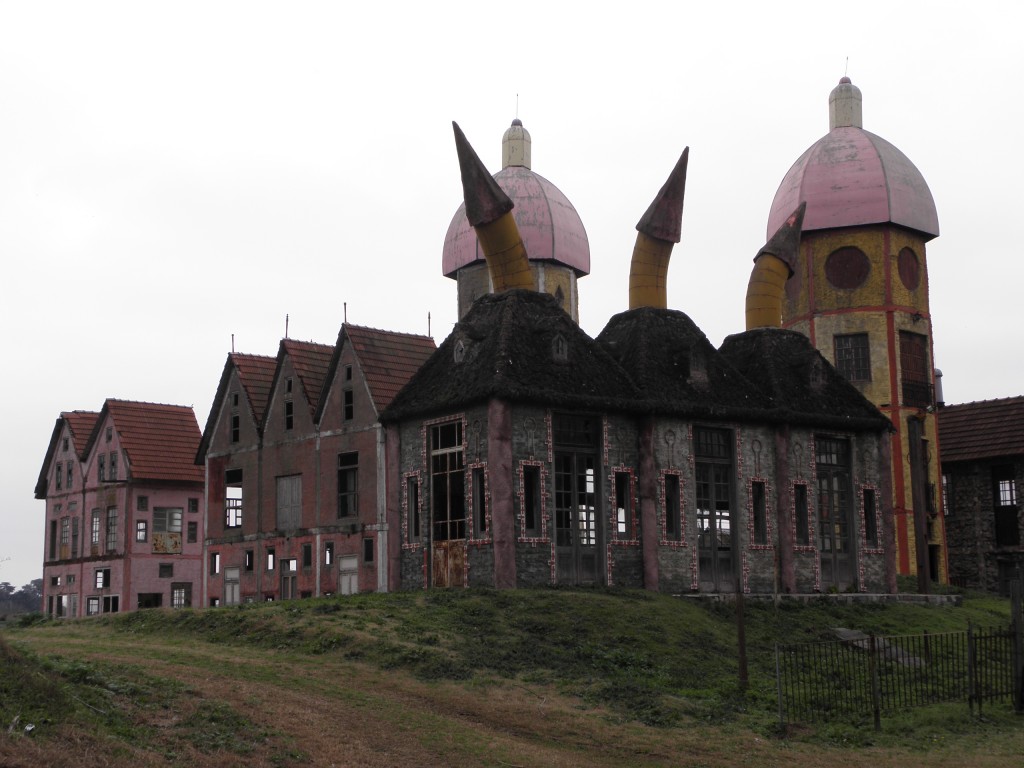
231 333 235 353
516 93 519 119
844 56 849 77
285 313 289 339
344 302 347 323
428 311 431 338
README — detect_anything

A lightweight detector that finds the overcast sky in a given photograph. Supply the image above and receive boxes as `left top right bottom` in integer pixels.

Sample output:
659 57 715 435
2 2 1021 588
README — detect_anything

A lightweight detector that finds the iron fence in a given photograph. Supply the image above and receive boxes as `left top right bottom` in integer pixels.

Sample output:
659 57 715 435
775 623 1022 728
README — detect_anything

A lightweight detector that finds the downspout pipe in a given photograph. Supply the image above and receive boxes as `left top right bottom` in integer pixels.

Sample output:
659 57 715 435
452 121 533 292
628 147 689 309
744 202 805 330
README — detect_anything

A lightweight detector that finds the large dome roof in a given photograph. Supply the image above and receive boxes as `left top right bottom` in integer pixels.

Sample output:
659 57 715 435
442 121 590 278
767 79 939 241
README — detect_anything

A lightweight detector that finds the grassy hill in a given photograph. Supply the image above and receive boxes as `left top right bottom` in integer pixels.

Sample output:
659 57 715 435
2 588 1023 767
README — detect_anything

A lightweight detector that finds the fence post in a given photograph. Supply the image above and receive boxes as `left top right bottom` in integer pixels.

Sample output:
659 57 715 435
968 620 976 717
869 633 881 731
775 644 785 731
1012 576 1023 714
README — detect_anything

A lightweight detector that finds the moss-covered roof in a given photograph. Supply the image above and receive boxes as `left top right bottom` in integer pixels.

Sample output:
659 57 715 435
381 290 640 422
718 328 892 432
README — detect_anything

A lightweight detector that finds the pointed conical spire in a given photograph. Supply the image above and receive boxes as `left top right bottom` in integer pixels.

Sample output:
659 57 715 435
745 202 806 330
754 201 806 276
628 147 689 309
453 121 514 227
636 147 688 243
829 76 863 130
452 122 533 293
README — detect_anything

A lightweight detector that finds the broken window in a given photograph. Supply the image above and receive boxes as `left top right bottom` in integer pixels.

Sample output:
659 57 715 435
86 597 100 616
407 476 420 543
522 465 541 537
794 483 810 546
472 467 487 536
230 414 240 443
363 538 374 564
343 388 354 421
187 521 197 543
615 471 633 539
109 451 118 481
834 333 871 382
337 453 358 518
137 495 149 511
244 549 254 571
158 563 173 578
302 543 312 570
899 331 932 407
210 552 220 575
431 422 465 542
324 541 334 566
95 568 111 589
281 559 297 599
224 567 240 605
103 596 119 613
285 399 294 430
171 583 191 609
266 547 276 571
863 488 878 548
188 498 199 514
225 468 243 528
66 462 73 490
98 454 106 482
664 473 681 541
136 520 148 542
55 461 62 490
993 466 1019 547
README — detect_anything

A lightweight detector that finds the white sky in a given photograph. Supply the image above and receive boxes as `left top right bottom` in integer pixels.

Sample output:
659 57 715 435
2 1 1021 589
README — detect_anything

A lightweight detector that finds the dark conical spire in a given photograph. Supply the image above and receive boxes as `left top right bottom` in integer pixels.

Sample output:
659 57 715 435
453 121 514 227
636 147 689 243
754 202 806 276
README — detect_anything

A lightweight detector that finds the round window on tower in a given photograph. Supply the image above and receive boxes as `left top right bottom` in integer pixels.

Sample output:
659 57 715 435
825 246 870 289
898 247 920 291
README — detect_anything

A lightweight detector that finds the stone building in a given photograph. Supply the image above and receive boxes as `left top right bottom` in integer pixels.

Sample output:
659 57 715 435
768 78 946 585
35 400 204 616
378 122 897 595
939 397 1024 593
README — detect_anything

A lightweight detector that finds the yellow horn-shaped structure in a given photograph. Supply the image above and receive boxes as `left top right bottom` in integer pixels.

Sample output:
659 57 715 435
744 202 806 330
629 148 688 310
452 121 533 293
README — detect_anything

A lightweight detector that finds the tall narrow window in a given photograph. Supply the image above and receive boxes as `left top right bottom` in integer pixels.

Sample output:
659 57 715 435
105 507 118 552
794 484 809 546
472 467 487 536
230 414 240 443
187 521 197 543
210 552 220 575
225 469 243 528
98 454 106 482
324 541 334 566
109 452 118 481
71 515 79 557
337 453 358 517
302 543 312 569
615 471 633 539
407 476 420 543
863 488 878 548
66 463 73 490
363 537 374 563
49 519 57 560
266 547 276 571
136 520 148 542
244 549 254 571
834 333 871 382
664 474 681 541
343 389 354 421
695 427 734 590
431 422 465 542
285 400 294 430
91 509 101 546
899 331 932 407
752 481 768 545
55 462 63 490
993 467 1019 547
522 465 541 536
942 474 952 516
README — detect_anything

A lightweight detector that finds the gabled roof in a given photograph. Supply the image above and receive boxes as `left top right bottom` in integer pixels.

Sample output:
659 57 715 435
597 308 771 420
718 329 892 432
939 397 1024 464
87 400 203 484
196 352 277 462
316 325 436 421
34 410 100 499
276 339 334 419
381 290 640 422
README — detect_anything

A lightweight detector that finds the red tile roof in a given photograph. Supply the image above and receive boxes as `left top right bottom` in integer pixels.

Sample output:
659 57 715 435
64 410 100 458
939 396 1024 464
281 340 334 415
95 400 204 484
344 325 436 412
232 353 277 426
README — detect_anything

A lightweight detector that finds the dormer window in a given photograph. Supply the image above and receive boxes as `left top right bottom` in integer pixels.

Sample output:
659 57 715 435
105 426 112 443
62 437 69 452
552 334 567 362
453 339 466 363
286 377 293 394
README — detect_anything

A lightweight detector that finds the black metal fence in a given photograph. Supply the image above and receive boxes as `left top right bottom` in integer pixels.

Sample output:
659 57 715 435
775 622 1023 729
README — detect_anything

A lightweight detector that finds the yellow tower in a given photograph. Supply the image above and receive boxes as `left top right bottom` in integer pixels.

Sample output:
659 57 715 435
768 78 945 588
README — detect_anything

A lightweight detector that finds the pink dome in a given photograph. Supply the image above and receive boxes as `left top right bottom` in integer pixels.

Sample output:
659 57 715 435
767 81 938 241
442 165 591 277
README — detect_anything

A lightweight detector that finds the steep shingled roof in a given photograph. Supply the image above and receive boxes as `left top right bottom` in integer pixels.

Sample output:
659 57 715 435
597 308 771 419
34 410 101 499
939 397 1024 463
317 325 436 421
279 339 334 418
89 400 203 484
381 290 640 422
232 353 277 426
718 329 891 432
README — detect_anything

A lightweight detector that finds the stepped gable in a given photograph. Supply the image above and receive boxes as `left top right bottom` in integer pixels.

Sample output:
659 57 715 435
597 308 771 419
93 400 204 484
382 290 639 422
34 410 100 498
939 397 1024 463
279 339 334 418
718 329 891 431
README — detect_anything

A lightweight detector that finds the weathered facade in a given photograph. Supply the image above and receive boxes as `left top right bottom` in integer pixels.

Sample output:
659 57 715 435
198 326 435 604
939 397 1024 593
35 400 205 616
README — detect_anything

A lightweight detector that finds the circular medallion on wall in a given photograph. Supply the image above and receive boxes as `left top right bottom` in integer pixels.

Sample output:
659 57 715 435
824 246 870 289
898 247 920 290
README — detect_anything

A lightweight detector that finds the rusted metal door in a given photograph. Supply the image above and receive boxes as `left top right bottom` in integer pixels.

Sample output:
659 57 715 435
431 541 466 588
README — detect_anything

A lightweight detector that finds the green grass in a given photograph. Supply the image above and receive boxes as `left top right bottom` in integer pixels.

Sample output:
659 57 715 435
3 588 1022 765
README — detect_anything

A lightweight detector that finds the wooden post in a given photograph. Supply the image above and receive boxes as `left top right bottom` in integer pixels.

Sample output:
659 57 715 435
869 633 881 731
736 586 748 692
